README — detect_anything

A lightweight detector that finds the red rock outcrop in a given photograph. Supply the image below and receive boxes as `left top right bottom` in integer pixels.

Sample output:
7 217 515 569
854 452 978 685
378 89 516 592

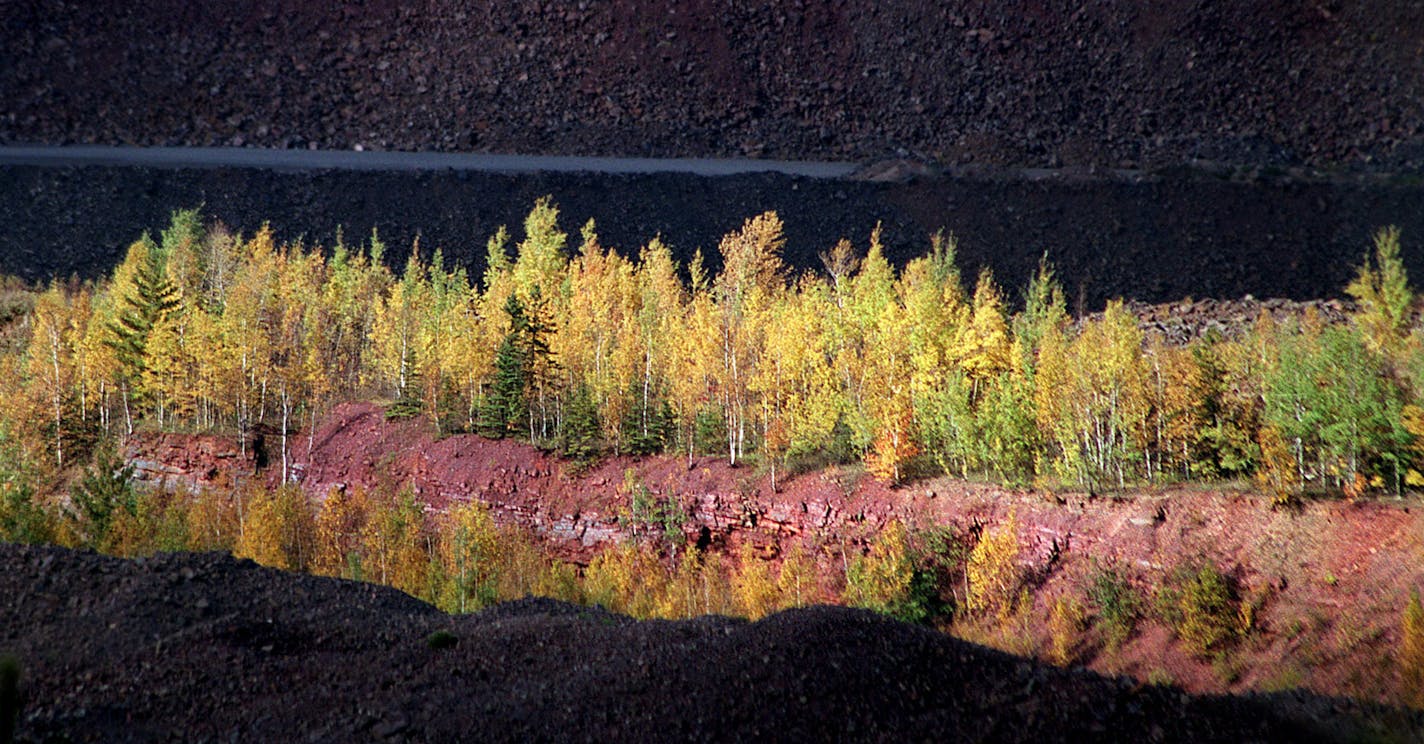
123 432 254 494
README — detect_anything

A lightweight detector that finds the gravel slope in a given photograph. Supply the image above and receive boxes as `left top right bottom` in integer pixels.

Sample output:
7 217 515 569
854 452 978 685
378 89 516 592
1 543 1413 742
3 1 1421 171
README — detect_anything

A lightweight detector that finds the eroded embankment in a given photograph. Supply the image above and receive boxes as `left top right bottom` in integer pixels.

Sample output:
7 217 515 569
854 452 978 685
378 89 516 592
125 401 1424 702
8 542 1384 743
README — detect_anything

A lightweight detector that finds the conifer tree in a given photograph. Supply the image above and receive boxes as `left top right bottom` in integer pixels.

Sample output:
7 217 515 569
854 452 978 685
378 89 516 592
620 378 674 455
481 294 553 439
0 425 53 544
66 445 136 551
106 236 179 430
482 300 529 438
558 383 602 462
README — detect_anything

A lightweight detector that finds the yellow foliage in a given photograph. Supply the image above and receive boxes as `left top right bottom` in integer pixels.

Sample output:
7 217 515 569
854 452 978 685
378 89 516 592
1254 425 1301 506
234 485 316 572
955 269 1012 383
187 488 240 552
716 212 786 303
1035 302 1150 486
584 542 664 618
1046 595 1086 666
313 486 369 579
732 542 780 620
511 539 582 605
659 549 734 619
360 488 432 599
966 510 1023 619
108 490 191 557
865 411 919 484
1346 226 1412 358
1402 589 1424 707
1160 564 1243 657
776 543 819 609
844 520 915 616
437 499 503 613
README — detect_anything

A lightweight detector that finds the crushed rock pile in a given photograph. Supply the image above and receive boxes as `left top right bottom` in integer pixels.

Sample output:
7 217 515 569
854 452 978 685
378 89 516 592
4 1 1422 171
1 543 1414 742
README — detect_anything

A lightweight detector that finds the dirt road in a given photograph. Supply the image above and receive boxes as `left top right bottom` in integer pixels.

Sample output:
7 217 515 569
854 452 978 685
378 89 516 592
0 145 860 178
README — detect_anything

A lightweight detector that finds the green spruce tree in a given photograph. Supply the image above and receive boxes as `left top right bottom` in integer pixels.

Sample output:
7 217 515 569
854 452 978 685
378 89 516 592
619 379 675 455
559 384 602 462
67 445 137 551
480 294 547 438
107 234 180 380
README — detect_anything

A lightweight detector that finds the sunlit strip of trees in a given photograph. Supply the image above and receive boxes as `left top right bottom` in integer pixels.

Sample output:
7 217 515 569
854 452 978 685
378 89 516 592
1 202 1421 501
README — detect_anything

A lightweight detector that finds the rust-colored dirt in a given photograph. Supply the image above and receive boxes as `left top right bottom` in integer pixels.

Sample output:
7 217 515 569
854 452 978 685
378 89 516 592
126 400 1424 705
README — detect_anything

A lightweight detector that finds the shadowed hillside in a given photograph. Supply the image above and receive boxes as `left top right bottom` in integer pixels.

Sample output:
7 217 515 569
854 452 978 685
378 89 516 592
2 543 1412 742
3 1 1422 171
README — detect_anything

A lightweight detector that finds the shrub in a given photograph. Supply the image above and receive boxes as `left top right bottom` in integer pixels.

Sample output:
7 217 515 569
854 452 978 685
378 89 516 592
732 542 779 620
110 489 191 557
619 469 686 554
844 520 915 617
1157 563 1242 656
659 549 734 619
775 543 819 609
500 531 583 605
1145 667 1175 687
1255 425 1302 507
965 511 1023 619
187 488 240 553
1402 589 1424 706
0 479 53 546
425 629 459 650
234 485 317 572
1047 594 1086 666
584 542 664 618
313 487 369 579
1087 563 1140 649
844 520 946 624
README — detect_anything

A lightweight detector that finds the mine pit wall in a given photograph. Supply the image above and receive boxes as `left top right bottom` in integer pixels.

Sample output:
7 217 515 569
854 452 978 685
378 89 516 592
118 397 1424 683
118 406 941 567
116 405 1113 571
5 164 1424 310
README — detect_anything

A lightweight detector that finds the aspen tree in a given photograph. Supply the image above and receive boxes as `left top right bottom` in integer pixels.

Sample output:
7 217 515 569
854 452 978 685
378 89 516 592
438 500 502 612
24 287 73 468
955 269 1013 392
713 212 786 465
1347 226 1412 358
216 227 279 448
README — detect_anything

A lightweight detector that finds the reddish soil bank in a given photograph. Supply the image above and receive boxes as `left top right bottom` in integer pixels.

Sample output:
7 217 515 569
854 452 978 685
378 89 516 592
128 401 1424 705
2 543 1416 742
4 1 1423 171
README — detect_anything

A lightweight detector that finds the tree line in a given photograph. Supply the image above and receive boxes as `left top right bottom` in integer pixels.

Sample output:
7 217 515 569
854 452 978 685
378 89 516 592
1 202 1419 501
